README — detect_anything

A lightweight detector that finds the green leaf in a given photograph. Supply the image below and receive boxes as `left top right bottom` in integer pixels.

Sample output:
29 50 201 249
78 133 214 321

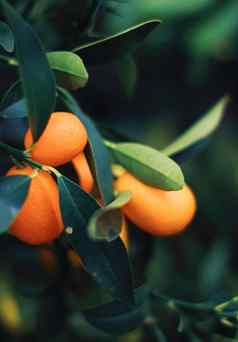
117 55 137 98
0 84 27 149
58 175 134 302
83 286 148 335
163 97 228 159
0 175 30 233
92 0 162 35
0 153 12 175
57 87 114 205
105 141 184 190
0 98 27 119
87 191 131 242
198 239 230 295
0 20 14 52
73 20 160 65
0 0 56 141
92 0 213 36
0 81 22 111
47 51 89 90
0 116 27 149
187 1 238 57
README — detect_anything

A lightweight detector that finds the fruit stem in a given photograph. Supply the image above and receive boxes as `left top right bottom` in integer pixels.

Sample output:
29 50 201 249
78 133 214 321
215 296 238 312
151 292 214 313
46 166 62 178
103 139 117 150
112 164 125 178
0 54 18 66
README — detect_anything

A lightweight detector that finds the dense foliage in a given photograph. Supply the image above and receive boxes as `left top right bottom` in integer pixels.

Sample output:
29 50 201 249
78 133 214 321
0 1 238 341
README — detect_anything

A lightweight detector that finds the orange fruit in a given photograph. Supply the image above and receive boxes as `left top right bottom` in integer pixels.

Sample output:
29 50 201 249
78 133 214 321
114 172 196 236
24 112 87 166
6 166 64 245
72 152 94 193
68 217 129 268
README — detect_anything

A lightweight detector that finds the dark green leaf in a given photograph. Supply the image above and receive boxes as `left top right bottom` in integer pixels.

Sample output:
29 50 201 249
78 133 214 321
0 98 27 118
0 153 12 175
187 1 238 57
0 20 14 52
36 287 67 338
0 116 28 148
163 97 228 160
87 191 131 242
1 239 59 297
157 0 213 18
57 87 114 205
93 0 163 34
58 175 134 302
0 90 28 148
83 286 148 335
93 0 213 36
105 141 184 190
0 175 30 233
73 20 160 65
145 325 168 342
198 239 230 295
0 0 56 141
47 51 89 90
0 81 22 111
117 55 137 98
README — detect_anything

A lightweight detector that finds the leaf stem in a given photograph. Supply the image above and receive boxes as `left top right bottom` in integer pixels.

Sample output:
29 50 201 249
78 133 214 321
0 54 18 65
151 292 214 313
0 141 24 160
215 296 238 312
0 141 43 170
103 139 116 149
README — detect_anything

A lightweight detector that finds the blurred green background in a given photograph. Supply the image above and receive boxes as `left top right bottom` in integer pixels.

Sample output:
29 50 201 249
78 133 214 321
1 0 238 341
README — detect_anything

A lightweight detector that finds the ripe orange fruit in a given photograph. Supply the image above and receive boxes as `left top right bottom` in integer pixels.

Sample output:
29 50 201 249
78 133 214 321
114 172 196 236
68 217 129 268
24 112 87 167
72 152 94 193
6 166 64 245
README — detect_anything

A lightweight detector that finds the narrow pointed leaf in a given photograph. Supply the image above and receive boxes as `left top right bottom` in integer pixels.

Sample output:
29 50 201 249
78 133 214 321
87 191 131 242
57 87 114 204
73 20 160 65
0 20 14 52
0 175 30 233
106 141 184 190
0 0 56 141
47 51 89 90
58 175 134 302
163 97 228 160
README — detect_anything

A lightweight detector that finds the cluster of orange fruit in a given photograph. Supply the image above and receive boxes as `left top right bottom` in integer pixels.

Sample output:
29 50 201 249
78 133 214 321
6 111 196 249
